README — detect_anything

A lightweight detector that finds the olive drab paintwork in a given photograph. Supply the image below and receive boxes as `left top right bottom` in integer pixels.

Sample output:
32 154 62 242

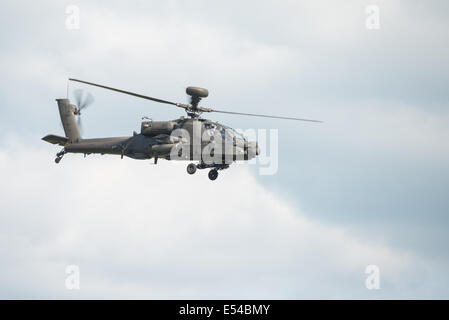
44 100 256 162
43 79 321 180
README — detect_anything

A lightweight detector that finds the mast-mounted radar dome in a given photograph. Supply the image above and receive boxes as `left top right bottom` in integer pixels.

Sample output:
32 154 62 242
186 87 209 98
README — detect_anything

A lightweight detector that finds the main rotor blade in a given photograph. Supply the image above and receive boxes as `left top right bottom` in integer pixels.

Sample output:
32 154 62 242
210 109 323 123
69 78 185 109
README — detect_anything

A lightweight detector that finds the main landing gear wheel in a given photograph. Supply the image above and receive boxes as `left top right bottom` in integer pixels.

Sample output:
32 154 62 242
187 163 197 175
208 169 218 181
55 150 65 164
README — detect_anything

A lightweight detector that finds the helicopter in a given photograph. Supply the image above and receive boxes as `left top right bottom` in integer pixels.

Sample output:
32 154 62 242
42 78 321 180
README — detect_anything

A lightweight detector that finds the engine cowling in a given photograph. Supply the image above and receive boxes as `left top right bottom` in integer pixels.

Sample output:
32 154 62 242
141 121 176 136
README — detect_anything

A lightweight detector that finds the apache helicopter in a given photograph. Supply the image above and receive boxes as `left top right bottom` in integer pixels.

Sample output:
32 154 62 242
42 78 321 180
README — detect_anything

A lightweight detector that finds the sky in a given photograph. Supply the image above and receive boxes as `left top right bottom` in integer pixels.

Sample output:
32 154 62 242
0 0 449 299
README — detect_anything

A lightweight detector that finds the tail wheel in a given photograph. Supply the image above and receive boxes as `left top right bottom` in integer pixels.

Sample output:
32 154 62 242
187 163 197 175
208 169 218 181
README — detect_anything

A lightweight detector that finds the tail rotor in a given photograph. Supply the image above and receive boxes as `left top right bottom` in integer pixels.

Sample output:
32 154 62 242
73 89 94 133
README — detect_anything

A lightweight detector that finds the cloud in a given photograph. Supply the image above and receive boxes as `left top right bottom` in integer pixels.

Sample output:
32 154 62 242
1 0 449 299
0 137 442 299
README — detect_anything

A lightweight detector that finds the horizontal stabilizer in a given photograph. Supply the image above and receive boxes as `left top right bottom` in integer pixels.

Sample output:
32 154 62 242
42 134 69 146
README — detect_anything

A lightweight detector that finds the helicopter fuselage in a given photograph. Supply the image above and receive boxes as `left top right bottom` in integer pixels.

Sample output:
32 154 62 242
64 117 259 163
43 99 259 181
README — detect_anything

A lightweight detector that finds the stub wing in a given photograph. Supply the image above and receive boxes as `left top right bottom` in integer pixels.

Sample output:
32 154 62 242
42 134 69 146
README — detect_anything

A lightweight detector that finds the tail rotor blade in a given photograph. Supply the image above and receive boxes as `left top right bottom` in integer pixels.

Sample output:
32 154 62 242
80 92 94 110
77 115 83 135
73 88 83 108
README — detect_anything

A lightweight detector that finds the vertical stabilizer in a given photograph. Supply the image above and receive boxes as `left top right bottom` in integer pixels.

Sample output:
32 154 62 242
56 99 81 143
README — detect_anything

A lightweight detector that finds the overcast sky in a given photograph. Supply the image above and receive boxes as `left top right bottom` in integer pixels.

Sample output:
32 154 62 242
1 0 449 299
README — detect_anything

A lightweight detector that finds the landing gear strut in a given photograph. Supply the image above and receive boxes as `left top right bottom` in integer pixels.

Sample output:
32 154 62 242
208 169 218 181
55 149 66 164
